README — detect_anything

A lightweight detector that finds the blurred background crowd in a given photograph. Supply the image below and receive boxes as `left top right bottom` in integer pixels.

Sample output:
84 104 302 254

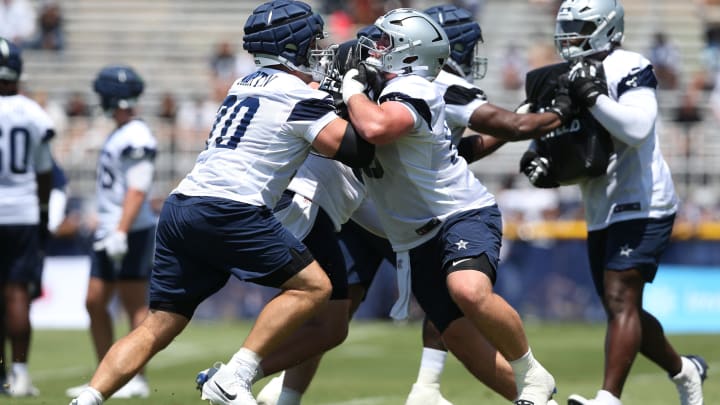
6 0 720 321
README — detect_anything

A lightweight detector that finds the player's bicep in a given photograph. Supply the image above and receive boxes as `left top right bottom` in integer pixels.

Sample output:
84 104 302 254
377 100 416 140
312 118 347 156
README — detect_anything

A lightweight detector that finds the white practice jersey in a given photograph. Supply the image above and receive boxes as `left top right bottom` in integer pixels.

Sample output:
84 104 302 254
433 70 488 146
95 119 157 238
0 95 54 225
361 75 496 251
174 68 338 208
283 153 366 233
580 49 678 230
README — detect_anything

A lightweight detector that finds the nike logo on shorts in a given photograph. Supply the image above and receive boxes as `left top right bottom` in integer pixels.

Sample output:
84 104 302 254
452 258 472 267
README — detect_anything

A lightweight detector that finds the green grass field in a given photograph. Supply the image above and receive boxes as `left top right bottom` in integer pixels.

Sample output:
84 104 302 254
19 321 718 404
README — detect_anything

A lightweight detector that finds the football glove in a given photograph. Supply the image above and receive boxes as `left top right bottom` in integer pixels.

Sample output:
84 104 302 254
520 150 556 188
101 230 128 265
548 75 573 123
342 68 366 104
568 60 607 108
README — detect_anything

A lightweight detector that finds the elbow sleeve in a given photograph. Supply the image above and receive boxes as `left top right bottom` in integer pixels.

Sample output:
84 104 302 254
333 124 375 168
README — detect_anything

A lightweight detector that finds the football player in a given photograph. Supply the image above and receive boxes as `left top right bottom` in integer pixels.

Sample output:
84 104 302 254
342 8 557 405
68 1 373 404
65 64 156 400
0 36 54 397
256 7 571 404
548 1 708 405
404 5 572 404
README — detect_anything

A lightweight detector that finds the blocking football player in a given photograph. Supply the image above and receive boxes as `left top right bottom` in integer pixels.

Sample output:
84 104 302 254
342 8 557 405
68 1 374 404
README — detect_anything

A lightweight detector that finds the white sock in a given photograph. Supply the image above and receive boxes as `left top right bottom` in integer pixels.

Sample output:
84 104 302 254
74 387 105 405
671 357 693 381
277 386 302 405
11 363 28 376
508 349 535 379
595 389 622 405
230 347 261 381
415 348 447 385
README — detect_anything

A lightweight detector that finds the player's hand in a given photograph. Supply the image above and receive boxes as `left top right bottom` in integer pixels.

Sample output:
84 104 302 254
334 41 361 76
342 68 366 104
568 60 606 108
520 151 551 185
102 230 128 264
548 76 573 123
357 62 384 99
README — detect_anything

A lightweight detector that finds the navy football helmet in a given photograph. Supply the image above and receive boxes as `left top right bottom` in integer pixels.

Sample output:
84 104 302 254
243 0 325 73
424 5 486 81
0 37 22 81
93 65 144 112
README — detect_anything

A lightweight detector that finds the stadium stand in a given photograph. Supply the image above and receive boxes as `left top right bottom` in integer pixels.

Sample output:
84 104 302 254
18 0 716 208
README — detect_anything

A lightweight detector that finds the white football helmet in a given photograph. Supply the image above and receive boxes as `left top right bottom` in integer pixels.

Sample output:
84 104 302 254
554 0 624 61
358 8 450 80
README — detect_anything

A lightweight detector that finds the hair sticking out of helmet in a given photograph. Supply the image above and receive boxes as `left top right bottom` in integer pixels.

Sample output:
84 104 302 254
424 4 487 82
357 8 450 80
243 0 325 74
93 65 144 112
0 37 23 82
554 0 625 61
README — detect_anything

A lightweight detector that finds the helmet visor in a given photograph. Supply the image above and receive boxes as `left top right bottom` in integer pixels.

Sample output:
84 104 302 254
556 20 597 37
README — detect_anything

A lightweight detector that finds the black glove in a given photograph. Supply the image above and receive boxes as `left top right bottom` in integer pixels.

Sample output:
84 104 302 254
568 60 607 108
356 62 385 100
334 40 361 77
519 150 558 188
547 74 573 123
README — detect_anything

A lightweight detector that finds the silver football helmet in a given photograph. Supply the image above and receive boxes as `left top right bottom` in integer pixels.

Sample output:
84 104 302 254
554 0 624 61
358 8 450 80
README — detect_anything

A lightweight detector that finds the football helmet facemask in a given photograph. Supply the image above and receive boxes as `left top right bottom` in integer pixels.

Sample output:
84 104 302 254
424 4 487 82
358 8 450 80
554 0 624 61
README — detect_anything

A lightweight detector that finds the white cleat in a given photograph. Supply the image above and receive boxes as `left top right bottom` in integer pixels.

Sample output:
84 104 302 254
567 394 597 405
7 371 39 397
113 374 150 398
200 362 257 405
256 372 285 405
672 355 708 405
515 363 556 405
66 383 89 398
405 382 454 405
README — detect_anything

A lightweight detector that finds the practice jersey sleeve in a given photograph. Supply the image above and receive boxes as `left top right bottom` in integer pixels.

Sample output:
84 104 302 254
285 95 338 145
433 70 488 133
